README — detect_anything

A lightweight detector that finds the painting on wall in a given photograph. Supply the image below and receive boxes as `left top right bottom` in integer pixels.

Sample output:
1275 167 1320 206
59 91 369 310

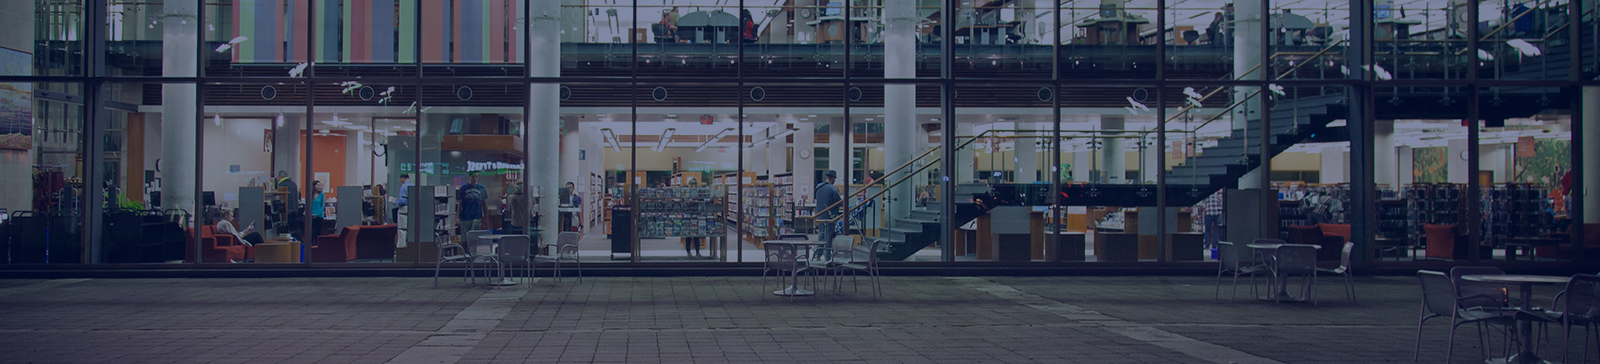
1413 147 1447 183
0 47 32 150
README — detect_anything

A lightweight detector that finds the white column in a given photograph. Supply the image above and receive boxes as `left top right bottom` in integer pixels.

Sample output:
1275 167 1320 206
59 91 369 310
829 117 846 178
883 0 916 220
1100 115 1126 184
1398 146 1414 185
1447 139 1469 183
1320 145 1349 183
273 115 302 180
345 125 364 185
529 0 561 247
1140 134 1158 183
1231 0 1262 131
769 4 792 43
1374 120 1398 189
1585 87 1599 223
793 121 816 204
1073 150 1092 183
560 121 579 189
769 124 788 176
1016 136 1037 183
793 0 816 44
161 0 199 213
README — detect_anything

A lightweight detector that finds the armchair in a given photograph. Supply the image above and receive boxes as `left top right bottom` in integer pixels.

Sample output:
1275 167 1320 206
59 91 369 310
311 226 360 262
190 225 246 263
1286 225 1344 261
1535 223 1600 260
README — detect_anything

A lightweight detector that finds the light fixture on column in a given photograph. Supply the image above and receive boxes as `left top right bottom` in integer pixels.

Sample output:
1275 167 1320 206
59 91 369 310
653 128 676 152
213 114 221 126
600 128 622 152
276 113 284 127
695 128 736 152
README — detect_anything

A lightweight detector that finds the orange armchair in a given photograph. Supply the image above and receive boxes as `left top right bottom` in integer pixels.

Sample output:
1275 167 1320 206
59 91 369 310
189 225 247 263
312 226 361 262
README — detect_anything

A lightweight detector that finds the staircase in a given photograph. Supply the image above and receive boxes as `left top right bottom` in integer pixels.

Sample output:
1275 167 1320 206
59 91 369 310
1166 92 1348 187
867 184 999 261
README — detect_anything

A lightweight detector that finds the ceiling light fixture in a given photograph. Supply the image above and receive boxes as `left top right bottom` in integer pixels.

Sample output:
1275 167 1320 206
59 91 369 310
601 128 622 152
653 128 676 152
696 128 736 152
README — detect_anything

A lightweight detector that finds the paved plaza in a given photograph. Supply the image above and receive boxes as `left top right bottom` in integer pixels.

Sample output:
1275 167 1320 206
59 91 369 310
0 273 1591 363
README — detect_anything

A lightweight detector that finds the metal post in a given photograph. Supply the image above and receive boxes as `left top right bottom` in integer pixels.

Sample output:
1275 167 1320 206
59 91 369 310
1347 0 1376 262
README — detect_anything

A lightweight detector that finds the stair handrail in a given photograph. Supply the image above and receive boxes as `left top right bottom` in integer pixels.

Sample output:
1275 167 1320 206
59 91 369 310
816 155 945 224
1177 39 1348 134
812 127 1006 222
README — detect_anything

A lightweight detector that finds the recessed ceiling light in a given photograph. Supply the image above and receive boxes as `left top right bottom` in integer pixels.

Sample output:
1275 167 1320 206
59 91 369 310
808 115 818 117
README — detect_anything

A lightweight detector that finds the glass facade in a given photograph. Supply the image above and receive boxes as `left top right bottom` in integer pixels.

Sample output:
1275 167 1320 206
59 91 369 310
0 0 1590 267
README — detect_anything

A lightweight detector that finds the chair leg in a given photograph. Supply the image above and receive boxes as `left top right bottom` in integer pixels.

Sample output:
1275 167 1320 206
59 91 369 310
1447 315 1459 364
1414 303 1428 362
1215 267 1225 300
434 259 443 287
575 258 582 283
1344 272 1355 303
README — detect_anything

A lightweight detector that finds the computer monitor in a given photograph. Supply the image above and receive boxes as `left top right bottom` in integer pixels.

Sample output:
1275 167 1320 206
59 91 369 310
202 191 216 206
823 2 842 16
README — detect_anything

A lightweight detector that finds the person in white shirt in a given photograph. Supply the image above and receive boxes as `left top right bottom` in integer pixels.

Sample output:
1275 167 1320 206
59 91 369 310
216 210 264 246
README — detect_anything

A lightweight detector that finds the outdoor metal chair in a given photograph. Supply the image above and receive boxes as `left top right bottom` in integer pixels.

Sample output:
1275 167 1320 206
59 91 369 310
1553 274 1600 363
762 242 810 301
1215 241 1266 300
461 230 496 281
834 237 882 298
1415 270 1517 363
1315 241 1356 302
495 235 533 282
535 232 582 283
807 235 855 293
1450 266 1512 310
434 238 474 287
1272 244 1320 305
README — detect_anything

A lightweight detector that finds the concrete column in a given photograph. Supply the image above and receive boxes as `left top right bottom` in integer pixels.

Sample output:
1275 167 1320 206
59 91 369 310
528 0 561 247
770 4 792 43
1584 87 1599 223
161 0 199 213
1375 120 1398 189
750 124 770 175
829 117 846 179
560 121 579 190
769 124 788 176
883 0 916 220
1100 116 1126 184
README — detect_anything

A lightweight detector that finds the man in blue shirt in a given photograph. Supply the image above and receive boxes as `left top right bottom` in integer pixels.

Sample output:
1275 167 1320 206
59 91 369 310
393 174 413 222
814 170 843 256
457 173 487 233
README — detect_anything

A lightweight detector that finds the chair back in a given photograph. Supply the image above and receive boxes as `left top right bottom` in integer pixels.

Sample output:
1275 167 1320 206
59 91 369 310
558 243 579 258
1563 274 1600 319
496 235 532 263
764 243 800 271
855 238 881 267
1417 270 1460 316
1218 241 1241 268
1274 244 1318 274
830 235 856 262
1338 241 1354 269
462 229 493 255
1252 238 1287 245
1450 266 1509 309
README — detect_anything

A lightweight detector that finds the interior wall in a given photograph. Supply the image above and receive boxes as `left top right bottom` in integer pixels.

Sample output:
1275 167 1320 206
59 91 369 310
0 0 32 212
203 119 274 207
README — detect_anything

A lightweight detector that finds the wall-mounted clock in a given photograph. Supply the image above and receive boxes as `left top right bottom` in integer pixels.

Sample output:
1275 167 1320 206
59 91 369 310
799 149 812 159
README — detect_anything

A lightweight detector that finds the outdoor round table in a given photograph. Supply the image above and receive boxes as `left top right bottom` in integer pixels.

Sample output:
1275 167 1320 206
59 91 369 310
1461 274 1569 364
477 234 521 286
1244 243 1319 303
764 240 824 297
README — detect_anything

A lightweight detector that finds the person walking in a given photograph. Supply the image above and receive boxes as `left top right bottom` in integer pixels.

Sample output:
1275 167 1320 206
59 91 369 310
1199 191 1224 249
814 170 843 258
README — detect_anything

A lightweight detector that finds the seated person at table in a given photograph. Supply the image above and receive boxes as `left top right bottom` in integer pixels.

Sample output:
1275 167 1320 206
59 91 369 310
216 210 265 247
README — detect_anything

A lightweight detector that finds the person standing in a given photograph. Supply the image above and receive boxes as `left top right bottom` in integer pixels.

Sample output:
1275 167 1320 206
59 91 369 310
740 9 758 43
814 170 843 257
1199 190 1224 249
310 180 327 236
276 170 300 213
457 173 487 233
393 174 413 223
564 181 583 232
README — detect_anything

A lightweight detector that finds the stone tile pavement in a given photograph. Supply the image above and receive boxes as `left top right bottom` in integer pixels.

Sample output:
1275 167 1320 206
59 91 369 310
0 273 1593 363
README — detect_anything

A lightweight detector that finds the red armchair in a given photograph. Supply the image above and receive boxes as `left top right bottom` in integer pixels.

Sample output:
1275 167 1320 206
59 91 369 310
189 225 247 263
1286 225 1345 261
1316 223 1352 243
353 224 399 262
312 226 360 262
311 224 400 262
1534 223 1600 259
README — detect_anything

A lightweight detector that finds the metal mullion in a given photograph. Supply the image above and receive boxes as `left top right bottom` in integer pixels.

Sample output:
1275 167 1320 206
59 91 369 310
939 0 956 263
1049 0 1063 265
303 0 317 268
